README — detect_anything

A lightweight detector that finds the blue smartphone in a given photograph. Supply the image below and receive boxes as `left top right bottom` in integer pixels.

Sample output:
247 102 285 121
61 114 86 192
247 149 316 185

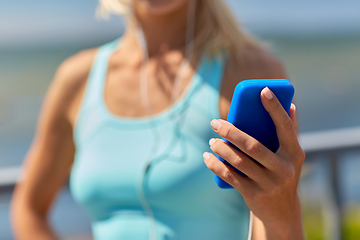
215 79 295 189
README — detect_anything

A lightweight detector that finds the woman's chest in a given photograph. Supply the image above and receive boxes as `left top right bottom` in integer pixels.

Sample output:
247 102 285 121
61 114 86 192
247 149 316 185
70 110 220 217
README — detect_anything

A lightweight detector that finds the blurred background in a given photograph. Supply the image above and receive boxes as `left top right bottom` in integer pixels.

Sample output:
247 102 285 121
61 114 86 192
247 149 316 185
1 0 359 239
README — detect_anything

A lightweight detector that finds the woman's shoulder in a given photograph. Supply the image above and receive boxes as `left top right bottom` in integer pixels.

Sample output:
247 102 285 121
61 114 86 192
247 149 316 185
219 45 288 118
225 44 287 81
55 48 98 92
49 47 98 124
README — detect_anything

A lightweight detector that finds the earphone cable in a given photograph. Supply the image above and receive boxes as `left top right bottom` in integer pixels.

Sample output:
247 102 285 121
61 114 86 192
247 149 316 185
134 1 197 240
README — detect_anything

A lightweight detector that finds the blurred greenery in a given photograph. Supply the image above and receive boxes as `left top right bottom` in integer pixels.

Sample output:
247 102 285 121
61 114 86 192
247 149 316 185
303 203 324 240
343 205 360 240
302 204 360 240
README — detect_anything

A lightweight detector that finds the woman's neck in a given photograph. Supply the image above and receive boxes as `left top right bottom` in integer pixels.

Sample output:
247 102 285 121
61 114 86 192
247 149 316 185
130 2 189 57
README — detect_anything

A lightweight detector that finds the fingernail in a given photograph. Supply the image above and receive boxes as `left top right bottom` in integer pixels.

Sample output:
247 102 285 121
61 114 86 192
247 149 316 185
291 103 296 111
211 119 222 131
203 152 210 161
209 138 216 146
263 87 273 100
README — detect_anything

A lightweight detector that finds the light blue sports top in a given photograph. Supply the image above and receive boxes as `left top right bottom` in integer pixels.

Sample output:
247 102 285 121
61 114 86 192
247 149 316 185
70 39 250 240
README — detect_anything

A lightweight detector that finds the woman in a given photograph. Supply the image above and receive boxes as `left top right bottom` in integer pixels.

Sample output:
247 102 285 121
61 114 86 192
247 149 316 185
11 0 305 239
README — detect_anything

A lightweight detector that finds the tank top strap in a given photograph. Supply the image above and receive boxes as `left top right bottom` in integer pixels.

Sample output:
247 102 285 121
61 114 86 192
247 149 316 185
196 52 228 119
80 39 119 111
196 52 228 90
73 39 119 144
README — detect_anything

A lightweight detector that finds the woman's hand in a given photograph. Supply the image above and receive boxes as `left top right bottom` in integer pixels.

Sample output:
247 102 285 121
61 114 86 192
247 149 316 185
203 87 305 240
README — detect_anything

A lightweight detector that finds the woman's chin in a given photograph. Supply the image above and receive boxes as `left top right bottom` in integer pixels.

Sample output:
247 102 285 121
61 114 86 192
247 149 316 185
135 0 190 16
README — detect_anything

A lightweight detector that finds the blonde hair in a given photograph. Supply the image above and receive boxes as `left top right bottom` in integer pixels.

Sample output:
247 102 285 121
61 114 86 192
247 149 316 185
97 0 259 60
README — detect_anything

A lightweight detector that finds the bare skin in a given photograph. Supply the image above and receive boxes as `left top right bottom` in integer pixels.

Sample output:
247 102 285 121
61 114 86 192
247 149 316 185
11 0 304 239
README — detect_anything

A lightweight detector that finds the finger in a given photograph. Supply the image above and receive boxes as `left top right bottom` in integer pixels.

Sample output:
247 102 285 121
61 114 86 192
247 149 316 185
287 103 306 165
211 119 279 171
289 103 298 133
203 152 253 193
209 138 266 182
260 87 300 154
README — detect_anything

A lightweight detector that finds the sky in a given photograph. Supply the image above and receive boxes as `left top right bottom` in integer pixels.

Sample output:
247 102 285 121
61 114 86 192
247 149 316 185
1 0 360 49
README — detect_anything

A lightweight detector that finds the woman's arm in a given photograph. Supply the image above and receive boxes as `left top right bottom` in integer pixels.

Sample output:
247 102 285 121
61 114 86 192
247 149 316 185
10 49 96 240
211 47 305 240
